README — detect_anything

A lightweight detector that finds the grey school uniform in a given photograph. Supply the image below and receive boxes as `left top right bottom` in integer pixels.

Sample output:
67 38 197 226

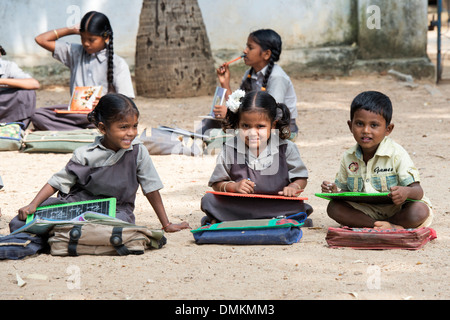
30 41 135 131
0 58 36 126
197 64 298 136
243 64 297 119
9 137 163 232
201 134 311 222
243 64 298 134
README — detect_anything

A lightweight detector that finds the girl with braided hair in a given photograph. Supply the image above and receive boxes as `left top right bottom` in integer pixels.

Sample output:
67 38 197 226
31 11 134 131
214 29 299 140
200 90 312 225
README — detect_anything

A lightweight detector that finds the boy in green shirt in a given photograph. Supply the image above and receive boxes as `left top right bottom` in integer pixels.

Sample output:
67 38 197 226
321 91 432 229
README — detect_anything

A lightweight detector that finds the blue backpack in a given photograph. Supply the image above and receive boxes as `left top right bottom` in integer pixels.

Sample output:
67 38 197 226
0 232 44 260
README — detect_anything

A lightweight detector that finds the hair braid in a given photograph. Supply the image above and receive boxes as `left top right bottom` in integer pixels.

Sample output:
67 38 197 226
261 59 274 91
80 11 115 93
240 67 254 93
107 33 115 93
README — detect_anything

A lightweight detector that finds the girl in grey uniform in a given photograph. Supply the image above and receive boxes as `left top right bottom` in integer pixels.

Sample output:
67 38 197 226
200 90 312 224
31 11 134 131
200 29 298 140
11 94 189 233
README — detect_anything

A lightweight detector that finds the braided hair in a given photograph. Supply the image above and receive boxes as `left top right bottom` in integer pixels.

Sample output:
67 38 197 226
80 11 115 93
222 90 291 140
240 29 282 93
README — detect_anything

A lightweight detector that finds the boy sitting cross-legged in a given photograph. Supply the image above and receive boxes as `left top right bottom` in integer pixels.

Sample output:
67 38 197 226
321 91 433 229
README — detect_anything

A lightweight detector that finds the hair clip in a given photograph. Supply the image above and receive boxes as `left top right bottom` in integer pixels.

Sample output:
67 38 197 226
282 127 290 135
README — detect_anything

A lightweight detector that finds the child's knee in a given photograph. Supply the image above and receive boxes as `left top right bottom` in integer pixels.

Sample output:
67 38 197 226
399 201 430 228
9 215 25 233
411 202 431 225
326 201 340 219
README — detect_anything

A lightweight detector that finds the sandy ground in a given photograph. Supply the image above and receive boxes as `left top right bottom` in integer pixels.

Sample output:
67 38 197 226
0 71 449 301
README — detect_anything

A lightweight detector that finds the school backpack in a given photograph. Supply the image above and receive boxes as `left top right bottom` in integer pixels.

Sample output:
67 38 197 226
0 232 45 260
0 122 25 151
21 129 101 153
48 223 166 256
191 214 307 245
325 226 437 250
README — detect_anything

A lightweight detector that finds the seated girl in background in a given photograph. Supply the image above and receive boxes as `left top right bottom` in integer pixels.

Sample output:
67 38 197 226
200 90 312 225
199 29 298 140
31 11 134 131
0 45 40 127
10 93 189 233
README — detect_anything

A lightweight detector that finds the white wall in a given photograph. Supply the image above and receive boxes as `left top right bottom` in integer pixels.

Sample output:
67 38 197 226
1 0 356 67
1 0 142 66
199 0 355 50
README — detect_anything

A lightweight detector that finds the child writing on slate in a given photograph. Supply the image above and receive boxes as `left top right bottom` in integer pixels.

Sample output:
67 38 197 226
200 29 298 139
321 91 433 229
11 93 190 233
31 11 135 131
200 90 312 225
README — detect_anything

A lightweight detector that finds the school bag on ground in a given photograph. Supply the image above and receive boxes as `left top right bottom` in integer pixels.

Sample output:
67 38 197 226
191 214 307 245
22 129 100 153
0 232 45 260
48 222 166 256
0 122 25 151
325 226 437 250
140 127 204 156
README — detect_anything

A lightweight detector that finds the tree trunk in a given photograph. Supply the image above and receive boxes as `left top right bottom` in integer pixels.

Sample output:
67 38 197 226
135 0 216 98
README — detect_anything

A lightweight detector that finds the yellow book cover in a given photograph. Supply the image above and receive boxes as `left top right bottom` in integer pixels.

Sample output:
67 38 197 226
69 86 102 111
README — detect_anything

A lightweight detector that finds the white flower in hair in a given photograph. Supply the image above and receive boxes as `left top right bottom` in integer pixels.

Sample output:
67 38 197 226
226 89 245 113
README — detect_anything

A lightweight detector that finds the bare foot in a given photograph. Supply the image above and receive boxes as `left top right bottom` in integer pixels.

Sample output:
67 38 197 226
374 221 404 230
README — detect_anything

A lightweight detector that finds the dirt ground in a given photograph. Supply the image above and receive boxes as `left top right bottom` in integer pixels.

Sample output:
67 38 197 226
0 70 449 301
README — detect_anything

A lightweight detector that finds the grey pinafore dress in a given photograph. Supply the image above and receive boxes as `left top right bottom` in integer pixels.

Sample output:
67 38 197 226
0 88 36 127
9 146 139 232
201 143 311 222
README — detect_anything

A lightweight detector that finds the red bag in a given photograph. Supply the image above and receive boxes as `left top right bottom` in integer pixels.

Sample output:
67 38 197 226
325 227 437 250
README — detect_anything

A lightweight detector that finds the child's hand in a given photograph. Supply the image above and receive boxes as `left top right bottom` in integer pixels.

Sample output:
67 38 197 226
163 221 191 233
18 204 37 221
388 186 408 205
233 179 255 194
213 104 227 119
216 63 230 86
278 186 302 197
69 24 81 34
321 181 337 193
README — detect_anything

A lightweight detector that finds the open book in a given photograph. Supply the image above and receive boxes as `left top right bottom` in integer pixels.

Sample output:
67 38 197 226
54 86 102 114
199 86 226 120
